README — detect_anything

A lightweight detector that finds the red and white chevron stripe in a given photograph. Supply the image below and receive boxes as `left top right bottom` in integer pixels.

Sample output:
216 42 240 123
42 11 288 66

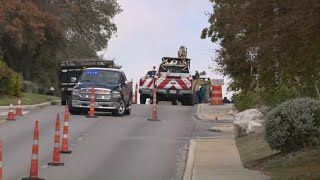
156 77 191 90
139 78 154 89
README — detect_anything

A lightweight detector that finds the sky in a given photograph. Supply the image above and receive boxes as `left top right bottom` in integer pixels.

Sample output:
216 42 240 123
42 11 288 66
99 0 232 98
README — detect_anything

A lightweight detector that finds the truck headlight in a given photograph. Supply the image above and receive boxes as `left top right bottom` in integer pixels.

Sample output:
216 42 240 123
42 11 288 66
112 91 121 98
72 89 80 96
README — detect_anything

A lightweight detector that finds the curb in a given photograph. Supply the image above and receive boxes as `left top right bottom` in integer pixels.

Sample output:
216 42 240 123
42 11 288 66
195 104 234 123
0 100 60 121
183 139 197 180
0 100 60 111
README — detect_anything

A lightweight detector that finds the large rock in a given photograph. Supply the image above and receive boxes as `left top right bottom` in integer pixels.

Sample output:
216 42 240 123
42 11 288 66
234 109 265 138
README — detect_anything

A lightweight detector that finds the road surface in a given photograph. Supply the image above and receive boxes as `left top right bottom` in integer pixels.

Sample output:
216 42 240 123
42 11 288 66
0 104 195 180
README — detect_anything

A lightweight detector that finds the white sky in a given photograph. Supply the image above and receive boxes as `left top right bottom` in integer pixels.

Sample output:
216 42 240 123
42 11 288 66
99 0 233 98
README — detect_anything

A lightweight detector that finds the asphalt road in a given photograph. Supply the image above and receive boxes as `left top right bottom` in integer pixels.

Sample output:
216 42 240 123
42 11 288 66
1 104 195 180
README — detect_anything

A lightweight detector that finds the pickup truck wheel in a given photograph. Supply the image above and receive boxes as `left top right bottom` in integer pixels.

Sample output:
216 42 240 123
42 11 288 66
140 96 146 104
68 106 82 115
112 99 125 116
124 106 131 115
67 98 81 115
124 102 131 115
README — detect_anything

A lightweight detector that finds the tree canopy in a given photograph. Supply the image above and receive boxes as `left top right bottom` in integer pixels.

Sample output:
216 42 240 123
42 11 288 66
202 0 320 96
0 0 122 90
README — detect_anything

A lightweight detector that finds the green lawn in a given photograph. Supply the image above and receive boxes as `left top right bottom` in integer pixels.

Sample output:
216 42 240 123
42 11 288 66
236 132 320 180
0 93 60 106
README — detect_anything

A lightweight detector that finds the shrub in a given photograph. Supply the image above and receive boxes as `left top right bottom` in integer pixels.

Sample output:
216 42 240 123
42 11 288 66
23 81 39 94
0 61 23 96
262 86 300 108
265 98 320 152
234 91 261 111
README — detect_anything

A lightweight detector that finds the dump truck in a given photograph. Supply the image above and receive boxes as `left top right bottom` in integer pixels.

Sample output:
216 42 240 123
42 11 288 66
58 59 115 105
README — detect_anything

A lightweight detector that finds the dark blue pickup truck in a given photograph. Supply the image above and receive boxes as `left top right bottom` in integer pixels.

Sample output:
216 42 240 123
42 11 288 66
68 68 132 116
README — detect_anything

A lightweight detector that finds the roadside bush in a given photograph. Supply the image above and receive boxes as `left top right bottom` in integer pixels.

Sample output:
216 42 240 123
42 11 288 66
23 81 39 94
265 98 320 152
262 86 300 108
234 91 261 111
0 61 23 96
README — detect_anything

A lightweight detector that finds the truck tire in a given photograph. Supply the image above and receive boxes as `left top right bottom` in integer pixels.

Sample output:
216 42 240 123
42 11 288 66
124 102 131 115
67 97 81 115
61 100 67 106
140 95 146 104
172 99 178 105
68 106 82 115
187 95 195 106
124 107 131 115
112 99 125 116
181 98 188 106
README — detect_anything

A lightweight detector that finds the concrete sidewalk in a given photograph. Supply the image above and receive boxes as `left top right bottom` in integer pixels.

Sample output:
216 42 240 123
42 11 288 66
184 104 269 180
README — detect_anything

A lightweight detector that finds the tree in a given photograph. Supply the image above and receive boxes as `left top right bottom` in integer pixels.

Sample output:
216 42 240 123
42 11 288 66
0 0 122 92
202 0 320 96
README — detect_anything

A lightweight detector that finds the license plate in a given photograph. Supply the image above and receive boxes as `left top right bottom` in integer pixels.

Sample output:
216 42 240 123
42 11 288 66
169 90 177 94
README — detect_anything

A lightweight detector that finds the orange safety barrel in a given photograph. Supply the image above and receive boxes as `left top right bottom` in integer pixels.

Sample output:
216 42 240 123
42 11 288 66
211 85 223 105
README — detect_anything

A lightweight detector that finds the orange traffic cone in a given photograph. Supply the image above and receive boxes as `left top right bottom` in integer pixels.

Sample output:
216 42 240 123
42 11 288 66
64 105 69 122
134 82 138 104
148 88 159 121
86 86 97 118
22 121 45 180
215 116 218 121
16 97 23 116
48 114 64 166
7 103 15 121
0 140 2 180
61 106 72 154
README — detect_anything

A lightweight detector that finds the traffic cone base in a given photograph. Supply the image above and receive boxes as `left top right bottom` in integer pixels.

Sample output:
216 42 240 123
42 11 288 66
60 150 72 154
86 114 97 118
48 162 64 166
22 177 45 180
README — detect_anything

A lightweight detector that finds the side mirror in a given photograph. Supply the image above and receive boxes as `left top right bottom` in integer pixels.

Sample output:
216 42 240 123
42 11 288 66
71 77 77 83
125 80 131 85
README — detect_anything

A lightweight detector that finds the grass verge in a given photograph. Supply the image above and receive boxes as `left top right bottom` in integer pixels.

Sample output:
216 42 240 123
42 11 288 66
236 132 320 180
0 93 60 106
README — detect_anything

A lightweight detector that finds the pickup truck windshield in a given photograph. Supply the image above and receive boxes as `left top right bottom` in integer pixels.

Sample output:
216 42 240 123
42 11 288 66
79 70 121 84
